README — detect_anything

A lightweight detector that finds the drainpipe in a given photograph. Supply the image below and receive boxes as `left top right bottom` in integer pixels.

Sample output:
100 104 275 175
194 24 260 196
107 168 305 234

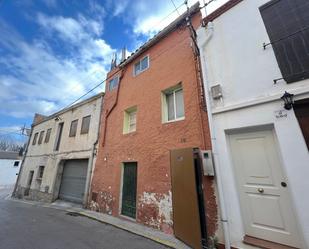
83 94 103 207
12 127 33 197
197 22 231 249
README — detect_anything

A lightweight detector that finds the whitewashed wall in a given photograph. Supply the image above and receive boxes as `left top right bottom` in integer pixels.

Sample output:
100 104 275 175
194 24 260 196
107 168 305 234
197 0 309 248
0 159 21 187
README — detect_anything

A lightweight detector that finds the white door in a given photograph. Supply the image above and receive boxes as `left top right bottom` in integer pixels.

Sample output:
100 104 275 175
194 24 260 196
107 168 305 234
229 129 301 248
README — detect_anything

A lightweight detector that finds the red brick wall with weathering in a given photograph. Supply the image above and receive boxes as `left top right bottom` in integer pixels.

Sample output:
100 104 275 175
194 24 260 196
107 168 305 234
90 12 218 236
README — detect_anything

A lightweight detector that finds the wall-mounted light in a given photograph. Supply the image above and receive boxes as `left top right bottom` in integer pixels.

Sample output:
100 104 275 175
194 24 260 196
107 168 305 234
54 116 62 121
281 91 294 110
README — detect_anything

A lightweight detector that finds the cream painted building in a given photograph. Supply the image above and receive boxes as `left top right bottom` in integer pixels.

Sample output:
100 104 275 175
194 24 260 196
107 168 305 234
14 93 103 206
197 0 309 248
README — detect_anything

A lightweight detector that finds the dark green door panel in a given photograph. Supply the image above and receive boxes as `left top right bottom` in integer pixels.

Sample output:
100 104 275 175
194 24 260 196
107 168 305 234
121 162 137 218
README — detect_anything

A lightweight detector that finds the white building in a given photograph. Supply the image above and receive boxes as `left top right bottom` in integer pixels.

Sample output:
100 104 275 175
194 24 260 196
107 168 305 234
197 0 309 248
15 93 103 206
0 151 21 188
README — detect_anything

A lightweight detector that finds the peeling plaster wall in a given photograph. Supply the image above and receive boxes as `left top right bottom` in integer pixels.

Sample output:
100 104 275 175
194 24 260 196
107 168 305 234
138 191 173 234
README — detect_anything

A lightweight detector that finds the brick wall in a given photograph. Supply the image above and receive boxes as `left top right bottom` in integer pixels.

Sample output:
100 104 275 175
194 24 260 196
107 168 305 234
90 12 218 236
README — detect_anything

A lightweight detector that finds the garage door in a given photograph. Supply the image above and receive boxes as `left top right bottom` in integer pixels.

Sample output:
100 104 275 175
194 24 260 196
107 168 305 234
59 159 88 204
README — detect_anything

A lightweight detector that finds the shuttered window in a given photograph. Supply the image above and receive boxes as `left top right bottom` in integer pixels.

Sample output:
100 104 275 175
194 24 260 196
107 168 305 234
69 119 78 137
260 0 309 83
81 115 91 134
38 130 45 145
44 128 52 143
32 132 38 145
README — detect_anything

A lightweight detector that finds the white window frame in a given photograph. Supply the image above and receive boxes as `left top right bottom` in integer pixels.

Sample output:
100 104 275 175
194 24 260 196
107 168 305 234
123 106 137 134
133 55 149 76
162 84 185 123
108 75 119 91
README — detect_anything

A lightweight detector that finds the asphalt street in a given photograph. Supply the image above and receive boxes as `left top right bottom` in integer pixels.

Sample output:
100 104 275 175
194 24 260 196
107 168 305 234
0 187 168 249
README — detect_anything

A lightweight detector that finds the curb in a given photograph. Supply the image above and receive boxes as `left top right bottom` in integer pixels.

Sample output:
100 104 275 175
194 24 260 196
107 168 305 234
77 211 176 248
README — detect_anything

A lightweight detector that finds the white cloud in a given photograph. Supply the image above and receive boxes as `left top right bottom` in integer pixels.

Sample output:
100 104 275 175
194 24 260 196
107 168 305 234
114 0 229 39
0 9 115 119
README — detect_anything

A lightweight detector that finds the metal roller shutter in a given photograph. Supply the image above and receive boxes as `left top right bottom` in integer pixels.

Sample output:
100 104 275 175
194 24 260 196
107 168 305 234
59 159 88 204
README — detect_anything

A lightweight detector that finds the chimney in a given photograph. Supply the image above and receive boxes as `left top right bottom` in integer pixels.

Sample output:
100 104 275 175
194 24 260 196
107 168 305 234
32 113 46 125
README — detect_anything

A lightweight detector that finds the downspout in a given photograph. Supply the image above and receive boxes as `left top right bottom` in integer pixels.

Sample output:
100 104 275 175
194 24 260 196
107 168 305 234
12 127 33 197
102 68 124 146
197 22 231 249
84 94 103 207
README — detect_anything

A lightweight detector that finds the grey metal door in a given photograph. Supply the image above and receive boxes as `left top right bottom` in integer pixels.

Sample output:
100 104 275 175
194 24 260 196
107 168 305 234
59 159 88 204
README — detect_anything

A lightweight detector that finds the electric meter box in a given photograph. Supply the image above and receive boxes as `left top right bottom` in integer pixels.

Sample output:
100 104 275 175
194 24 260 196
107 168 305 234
200 150 215 176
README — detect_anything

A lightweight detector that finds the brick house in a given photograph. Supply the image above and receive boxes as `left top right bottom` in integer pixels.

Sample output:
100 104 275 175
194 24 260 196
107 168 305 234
89 3 218 248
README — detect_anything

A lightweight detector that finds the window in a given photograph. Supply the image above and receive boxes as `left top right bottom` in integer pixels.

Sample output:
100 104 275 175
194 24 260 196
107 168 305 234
108 76 119 91
44 128 52 143
54 122 64 151
69 119 78 137
123 107 137 134
81 115 91 134
162 85 185 122
260 0 309 83
32 132 38 145
38 130 45 145
13 161 19 167
134 55 149 75
37 166 45 180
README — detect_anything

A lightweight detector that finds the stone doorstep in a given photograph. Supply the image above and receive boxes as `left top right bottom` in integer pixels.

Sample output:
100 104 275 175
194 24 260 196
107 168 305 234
7 197 190 249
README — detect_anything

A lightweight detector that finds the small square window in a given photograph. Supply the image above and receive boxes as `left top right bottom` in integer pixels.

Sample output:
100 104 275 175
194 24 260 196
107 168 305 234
108 76 119 91
44 128 52 143
32 132 39 145
13 161 19 167
134 56 149 76
38 130 45 145
162 85 185 123
123 107 137 134
69 119 78 137
81 115 91 134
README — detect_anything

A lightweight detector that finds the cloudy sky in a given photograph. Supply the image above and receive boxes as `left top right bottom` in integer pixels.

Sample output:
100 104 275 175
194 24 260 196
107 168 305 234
0 0 228 142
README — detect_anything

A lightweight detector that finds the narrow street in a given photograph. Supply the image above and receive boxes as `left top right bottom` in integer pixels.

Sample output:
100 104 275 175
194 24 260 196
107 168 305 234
0 187 168 249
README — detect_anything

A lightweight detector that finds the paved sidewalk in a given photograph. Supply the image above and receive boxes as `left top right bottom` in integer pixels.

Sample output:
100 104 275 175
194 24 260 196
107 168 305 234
8 196 190 249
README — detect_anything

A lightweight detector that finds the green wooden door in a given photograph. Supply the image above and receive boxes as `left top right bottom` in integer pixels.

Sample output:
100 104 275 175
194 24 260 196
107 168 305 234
121 162 137 218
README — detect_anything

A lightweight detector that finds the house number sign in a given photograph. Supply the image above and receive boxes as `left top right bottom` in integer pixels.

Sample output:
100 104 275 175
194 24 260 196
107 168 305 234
274 109 288 119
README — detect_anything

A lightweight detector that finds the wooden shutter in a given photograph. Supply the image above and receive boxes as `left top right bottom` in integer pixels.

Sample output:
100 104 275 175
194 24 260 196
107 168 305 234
81 115 91 134
260 0 309 83
69 120 78 137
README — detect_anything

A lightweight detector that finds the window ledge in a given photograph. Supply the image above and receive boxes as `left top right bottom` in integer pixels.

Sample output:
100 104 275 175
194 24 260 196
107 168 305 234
134 68 149 77
163 117 185 124
123 131 137 136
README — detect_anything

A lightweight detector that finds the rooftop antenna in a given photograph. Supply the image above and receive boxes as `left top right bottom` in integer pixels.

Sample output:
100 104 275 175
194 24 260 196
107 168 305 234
121 47 126 62
202 0 208 17
110 52 117 70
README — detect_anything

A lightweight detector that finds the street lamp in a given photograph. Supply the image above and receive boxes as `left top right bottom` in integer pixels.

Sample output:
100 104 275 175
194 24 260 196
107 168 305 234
281 91 294 110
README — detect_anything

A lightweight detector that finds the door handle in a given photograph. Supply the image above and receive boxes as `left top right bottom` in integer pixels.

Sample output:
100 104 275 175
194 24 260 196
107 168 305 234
257 188 264 193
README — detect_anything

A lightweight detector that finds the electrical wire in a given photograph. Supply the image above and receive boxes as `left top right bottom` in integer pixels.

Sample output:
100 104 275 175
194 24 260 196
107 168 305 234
200 0 217 10
170 0 181 16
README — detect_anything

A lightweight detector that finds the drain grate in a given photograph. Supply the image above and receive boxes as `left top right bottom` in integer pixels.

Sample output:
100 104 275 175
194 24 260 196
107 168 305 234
66 212 81 217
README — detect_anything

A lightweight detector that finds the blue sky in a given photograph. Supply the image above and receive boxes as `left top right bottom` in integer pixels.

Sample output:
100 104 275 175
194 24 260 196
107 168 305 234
0 0 227 143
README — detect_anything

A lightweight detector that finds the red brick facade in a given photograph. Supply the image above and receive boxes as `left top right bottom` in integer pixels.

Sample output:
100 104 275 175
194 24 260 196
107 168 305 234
89 10 218 237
